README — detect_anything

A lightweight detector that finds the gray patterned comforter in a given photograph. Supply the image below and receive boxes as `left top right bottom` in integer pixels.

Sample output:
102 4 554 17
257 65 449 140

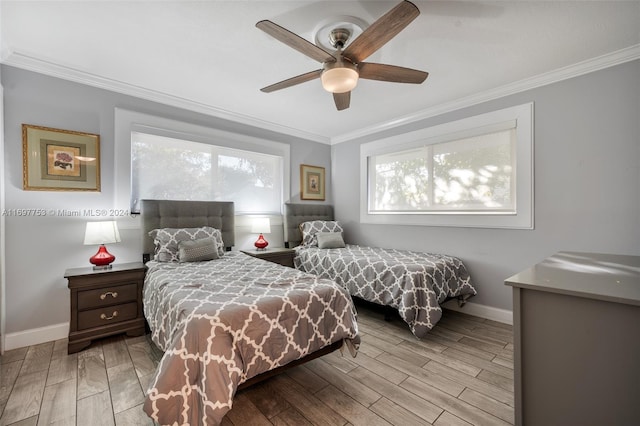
142 252 359 425
294 245 476 338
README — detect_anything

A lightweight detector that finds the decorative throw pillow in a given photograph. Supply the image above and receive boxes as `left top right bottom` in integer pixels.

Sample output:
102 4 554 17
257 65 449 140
316 232 346 249
149 226 225 262
178 237 219 262
300 220 344 247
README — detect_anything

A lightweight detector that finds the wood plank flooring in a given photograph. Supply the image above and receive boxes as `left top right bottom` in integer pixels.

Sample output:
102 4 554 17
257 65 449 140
0 302 513 425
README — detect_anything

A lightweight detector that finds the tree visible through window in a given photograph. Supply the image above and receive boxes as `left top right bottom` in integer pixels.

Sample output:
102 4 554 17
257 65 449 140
370 129 515 213
131 132 283 214
361 102 533 229
433 132 513 210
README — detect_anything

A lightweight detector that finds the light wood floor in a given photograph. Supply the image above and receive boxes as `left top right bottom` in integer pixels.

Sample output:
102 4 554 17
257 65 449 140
0 303 514 425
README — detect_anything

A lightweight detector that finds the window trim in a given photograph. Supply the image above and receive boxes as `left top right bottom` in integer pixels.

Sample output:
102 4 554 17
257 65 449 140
114 108 290 217
360 102 534 229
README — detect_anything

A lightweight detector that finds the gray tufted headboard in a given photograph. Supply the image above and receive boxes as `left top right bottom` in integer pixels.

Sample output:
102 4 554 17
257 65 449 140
283 203 334 248
141 200 235 261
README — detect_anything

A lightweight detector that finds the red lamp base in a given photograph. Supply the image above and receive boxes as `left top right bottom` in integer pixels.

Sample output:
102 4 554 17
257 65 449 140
90 244 116 270
254 234 269 250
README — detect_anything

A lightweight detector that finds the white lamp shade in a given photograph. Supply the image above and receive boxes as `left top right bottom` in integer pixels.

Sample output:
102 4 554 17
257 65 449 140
84 221 121 245
250 217 271 234
321 67 359 93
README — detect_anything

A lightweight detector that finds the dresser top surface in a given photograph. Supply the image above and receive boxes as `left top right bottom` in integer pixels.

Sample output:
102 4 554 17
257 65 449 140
505 251 640 306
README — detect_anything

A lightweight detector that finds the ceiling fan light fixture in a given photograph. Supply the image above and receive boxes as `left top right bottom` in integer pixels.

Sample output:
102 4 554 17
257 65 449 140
257 0 426 109
321 63 358 93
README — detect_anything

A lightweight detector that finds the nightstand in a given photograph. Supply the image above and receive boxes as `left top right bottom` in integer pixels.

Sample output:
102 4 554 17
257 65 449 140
65 262 146 354
241 247 295 268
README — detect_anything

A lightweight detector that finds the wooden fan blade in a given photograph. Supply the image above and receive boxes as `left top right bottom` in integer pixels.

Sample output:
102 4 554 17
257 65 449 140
256 20 336 63
260 69 322 93
343 1 420 63
358 62 428 84
333 92 351 111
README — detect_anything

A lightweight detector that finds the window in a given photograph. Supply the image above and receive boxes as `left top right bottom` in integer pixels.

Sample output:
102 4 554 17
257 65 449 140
131 132 283 214
370 127 515 213
114 109 289 216
361 103 533 229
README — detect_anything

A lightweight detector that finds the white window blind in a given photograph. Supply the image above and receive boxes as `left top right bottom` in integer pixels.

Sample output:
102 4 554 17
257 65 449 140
360 103 533 229
369 128 515 213
131 132 284 214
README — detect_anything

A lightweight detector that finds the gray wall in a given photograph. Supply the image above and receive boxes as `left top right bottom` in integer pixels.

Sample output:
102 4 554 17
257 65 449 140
2 60 639 336
1 65 331 335
332 59 640 311
0 66 4 347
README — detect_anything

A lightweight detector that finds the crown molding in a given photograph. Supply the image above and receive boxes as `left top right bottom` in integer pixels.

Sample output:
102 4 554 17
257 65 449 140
2 45 638 147
0 51 331 145
330 44 640 145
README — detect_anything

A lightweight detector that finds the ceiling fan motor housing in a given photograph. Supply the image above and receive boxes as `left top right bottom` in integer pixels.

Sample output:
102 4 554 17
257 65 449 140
329 28 352 49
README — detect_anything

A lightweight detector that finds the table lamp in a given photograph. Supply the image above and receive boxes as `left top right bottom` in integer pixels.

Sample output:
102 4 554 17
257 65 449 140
84 221 121 269
251 217 271 250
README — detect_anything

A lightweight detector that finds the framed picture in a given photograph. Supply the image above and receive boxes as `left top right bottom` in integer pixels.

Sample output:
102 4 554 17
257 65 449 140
300 164 325 201
22 124 100 191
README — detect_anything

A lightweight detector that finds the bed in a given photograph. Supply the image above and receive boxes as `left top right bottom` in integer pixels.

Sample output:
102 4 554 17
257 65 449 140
140 200 359 425
284 203 477 339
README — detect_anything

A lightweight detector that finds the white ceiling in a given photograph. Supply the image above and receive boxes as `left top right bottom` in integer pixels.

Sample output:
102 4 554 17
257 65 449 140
2 1 639 144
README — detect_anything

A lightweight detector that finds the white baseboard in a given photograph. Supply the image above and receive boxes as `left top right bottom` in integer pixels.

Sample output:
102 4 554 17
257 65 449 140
1 301 511 350
4 322 69 351
442 300 513 325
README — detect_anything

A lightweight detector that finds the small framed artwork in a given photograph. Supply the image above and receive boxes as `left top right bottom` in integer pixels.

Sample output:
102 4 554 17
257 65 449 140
300 164 325 201
22 124 100 191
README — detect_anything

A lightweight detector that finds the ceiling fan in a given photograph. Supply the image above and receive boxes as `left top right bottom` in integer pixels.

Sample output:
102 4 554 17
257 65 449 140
256 0 429 111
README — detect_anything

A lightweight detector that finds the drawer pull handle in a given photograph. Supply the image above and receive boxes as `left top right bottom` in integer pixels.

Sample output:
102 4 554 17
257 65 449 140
100 311 119 320
100 291 118 300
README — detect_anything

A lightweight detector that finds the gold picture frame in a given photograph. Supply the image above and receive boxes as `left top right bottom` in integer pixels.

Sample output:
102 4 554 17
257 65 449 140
300 164 325 201
22 124 100 192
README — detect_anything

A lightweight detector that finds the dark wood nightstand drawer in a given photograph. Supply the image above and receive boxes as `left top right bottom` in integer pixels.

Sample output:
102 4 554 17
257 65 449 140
77 302 138 330
65 262 146 353
77 283 138 310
